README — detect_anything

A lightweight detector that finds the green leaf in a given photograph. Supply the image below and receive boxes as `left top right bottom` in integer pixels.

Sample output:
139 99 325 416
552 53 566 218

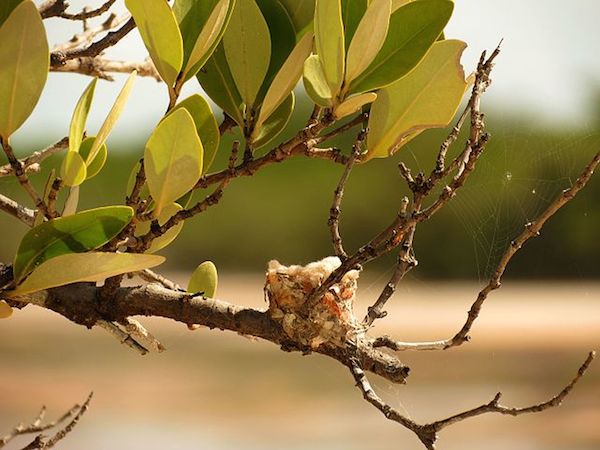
0 0 48 140
279 0 314 37
255 0 296 103
255 32 313 130
62 186 79 216
349 0 453 94
87 71 136 166
391 0 411 11
0 300 12 319
60 151 87 187
303 55 332 107
9 252 165 296
180 0 232 81
198 44 244 126
252 92 294 148
69 78 97 154
314 0 345 96
223 0 271 108
136 203 184 254
334 92 377 119
144 109 203 218
168 95 220 174
125 0 183 86
13 206 134 283
79 136 107 179
345 0 391 86
187 261 218 297
341 0 367 51
366 39 468 160
0 0 24 27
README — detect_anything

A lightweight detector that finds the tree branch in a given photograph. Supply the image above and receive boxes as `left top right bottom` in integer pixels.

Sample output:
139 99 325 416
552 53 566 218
0 138 68 178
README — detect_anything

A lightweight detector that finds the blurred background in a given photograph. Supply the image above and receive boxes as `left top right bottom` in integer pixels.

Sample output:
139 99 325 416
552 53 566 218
1 1 599 449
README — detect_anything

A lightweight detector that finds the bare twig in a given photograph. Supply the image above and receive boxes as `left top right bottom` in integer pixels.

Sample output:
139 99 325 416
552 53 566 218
54 0 117 21
52 57 161 82
350 352 595 449
0 138 68 178
329 132 364 259
96 320 149 355
0 138 51 219
52 14 126 53
0 394 91 449
136 268 183 291
0 194 36 227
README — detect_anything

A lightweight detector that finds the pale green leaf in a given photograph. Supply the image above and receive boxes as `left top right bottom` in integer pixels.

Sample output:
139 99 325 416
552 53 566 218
255 32 313 130
87 71 136 166
60 151 87 187
69 78 97 153
334 92 377 119
136 203 184 253
187 261 218 297
9 252 165 296
303 55 332 107
181 0 231 81
0 300 12 319
345 0 391 86
223 0 271 107
125 0 183 86
168 95 220 174
13 206 134 283
366 39 468 160
0 0 48 140
349 0 453 94
78 136 107 179
144 109 203 218
197 45 244 126
314 0 345 95
62 186 79 216
252 93 294 148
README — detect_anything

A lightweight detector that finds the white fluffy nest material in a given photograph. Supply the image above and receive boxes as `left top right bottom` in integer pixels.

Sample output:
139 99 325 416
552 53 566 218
265 257 361 348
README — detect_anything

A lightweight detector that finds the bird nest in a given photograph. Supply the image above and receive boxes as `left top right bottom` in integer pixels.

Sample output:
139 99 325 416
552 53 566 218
265 257 362 348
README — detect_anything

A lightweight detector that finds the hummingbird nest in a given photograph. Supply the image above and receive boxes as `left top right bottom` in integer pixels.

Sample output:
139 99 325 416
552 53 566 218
265 257 362 349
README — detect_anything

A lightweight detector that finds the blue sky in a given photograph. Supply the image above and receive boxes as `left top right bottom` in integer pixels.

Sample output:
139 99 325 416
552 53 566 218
12 0 600 147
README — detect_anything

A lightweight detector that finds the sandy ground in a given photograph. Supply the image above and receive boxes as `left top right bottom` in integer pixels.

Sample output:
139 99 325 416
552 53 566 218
0 276 598 450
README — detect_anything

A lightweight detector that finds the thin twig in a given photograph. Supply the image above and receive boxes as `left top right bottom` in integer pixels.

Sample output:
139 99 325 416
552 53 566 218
136 269 183 291
96 320 149 355
42 392 93 449
57 0 117 21
0 138 68 178
328 132 364 259
0 194 36 227
52 14 126 53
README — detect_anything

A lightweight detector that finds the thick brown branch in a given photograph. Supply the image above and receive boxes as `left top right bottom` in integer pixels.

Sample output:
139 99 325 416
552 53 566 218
8 283 409 384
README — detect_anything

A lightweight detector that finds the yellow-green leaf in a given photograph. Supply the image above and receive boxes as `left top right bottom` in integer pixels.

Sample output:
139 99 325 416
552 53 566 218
349 0 453 94
144 109 203 218
0 300 13 319
182 0 230 81
366 39 468 161
223 0 271 107
79 136 107 180
69 78 97 153
303 55 332 107
252 92 294 148
345 0 391 86
168 95 220 173
187 261 218 297
0 0 48 140
391 0 411 11
125 0 183 86
9 252 165 297
13 206 134 283
136 203 184 253
334 92 377 119
255 31 313 130
62 186 79 216
87 71 136 166
60 151 87 187
314 0 345 96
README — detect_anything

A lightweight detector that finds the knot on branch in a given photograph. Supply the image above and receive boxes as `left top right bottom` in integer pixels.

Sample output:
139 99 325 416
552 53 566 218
265 257 364 349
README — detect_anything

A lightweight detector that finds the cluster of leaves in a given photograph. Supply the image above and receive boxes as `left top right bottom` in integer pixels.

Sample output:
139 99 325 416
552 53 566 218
0 0 470 311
